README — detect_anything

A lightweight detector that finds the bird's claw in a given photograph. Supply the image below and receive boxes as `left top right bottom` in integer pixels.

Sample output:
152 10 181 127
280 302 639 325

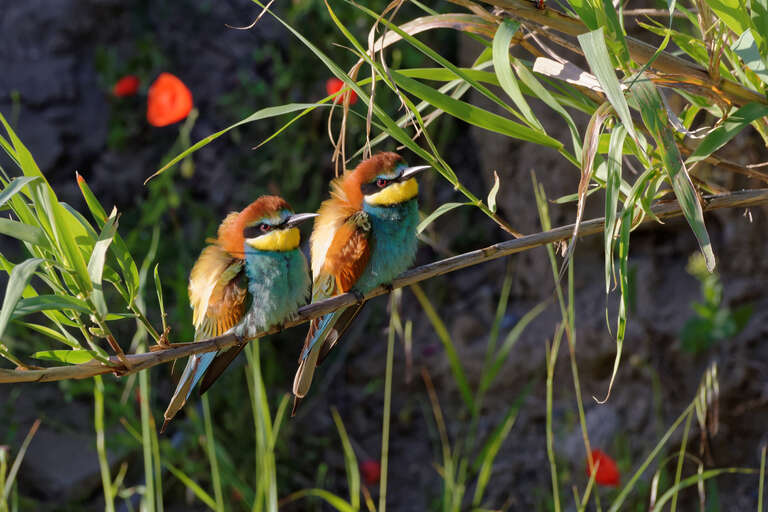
383 283 394 293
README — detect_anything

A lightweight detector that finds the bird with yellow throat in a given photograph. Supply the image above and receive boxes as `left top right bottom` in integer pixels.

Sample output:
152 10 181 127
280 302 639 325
292 152 429 413
162 196 316 432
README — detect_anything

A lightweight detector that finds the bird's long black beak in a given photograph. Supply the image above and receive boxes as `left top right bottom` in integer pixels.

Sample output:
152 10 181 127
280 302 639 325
285 212 319 228
398 165 430 181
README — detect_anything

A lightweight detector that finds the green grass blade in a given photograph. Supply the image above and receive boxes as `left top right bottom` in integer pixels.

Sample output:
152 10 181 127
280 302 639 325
0 258 42 341
11 295 91 318
759 443 766 512
482 300 549 394
391 70 562 148
87 210 118 319
379 291 399 512
471 383 529 506
138 356 157 512
148 103 328 181
686 102 768 164
1 420 40 502
604 126 627 294
652 468 755 512
77 174 139 299
635 78 716 271
32 349 94 364
0 218 47 246
578 28 638 142
94 376 115 512
417 202 468 234
281 489 356 512
704 0 750 34
493 20 543 130
331 408 360 510
165 462 218 510
16 322 79 349
201 395 224 512
410 283 475 412
0 177 39 210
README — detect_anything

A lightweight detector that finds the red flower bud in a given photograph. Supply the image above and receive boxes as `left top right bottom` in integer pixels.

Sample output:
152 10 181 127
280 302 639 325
112 75 140 97
325 77 358 105
360 459 381 485
147 73 193 127
586 449 620 487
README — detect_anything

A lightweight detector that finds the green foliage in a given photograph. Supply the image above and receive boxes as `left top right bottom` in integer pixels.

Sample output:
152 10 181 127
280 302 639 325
680 253 753 354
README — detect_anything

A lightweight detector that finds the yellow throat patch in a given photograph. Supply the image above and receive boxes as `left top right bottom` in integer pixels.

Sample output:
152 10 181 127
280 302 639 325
246 227 300 251
364 178 418 206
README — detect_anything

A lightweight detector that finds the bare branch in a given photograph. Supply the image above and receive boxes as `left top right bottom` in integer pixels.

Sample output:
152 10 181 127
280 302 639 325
1 189 767 384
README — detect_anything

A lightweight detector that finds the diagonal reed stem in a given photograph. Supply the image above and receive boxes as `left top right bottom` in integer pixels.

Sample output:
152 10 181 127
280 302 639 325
1 189 767 384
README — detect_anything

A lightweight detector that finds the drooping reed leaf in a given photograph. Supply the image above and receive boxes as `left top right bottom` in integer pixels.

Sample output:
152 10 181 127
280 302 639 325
686 102 768 164
0 258 42 341
634 78 716 271
579 28 638 142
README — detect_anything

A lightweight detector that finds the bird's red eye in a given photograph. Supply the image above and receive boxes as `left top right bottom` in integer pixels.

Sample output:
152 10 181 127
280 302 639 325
260 223 271 233
376 178 387 188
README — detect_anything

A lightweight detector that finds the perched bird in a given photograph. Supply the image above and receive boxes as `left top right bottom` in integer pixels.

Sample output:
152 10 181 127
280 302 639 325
292 152 428 413
162 196 316 432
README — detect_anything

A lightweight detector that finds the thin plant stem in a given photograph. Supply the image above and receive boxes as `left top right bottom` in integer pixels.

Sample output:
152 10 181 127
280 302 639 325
378 292 398 512
94 375 115 512
202 394 225 512
758 443 766 512
670 409 694 512
546 324 565 512
138 361 156 512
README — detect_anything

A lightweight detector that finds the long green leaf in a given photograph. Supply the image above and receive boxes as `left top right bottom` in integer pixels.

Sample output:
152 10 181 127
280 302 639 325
687 102 768 164
0 177 39 210
411 283 475 412
635 79 716 271
705 0 751 34
331 408 360 511
604 126 627 293
578 28 638 142
164 462 218 510
11 295 91 318
493 20 543 130
651 468 754 512
77 174 139 299
417 202 468 234
16 322 79 349
391 71 562 148
0 218 47 246
32 349 95 364
148 103 329 181
87 209 118 319
472 383 530 506
0 258 42 341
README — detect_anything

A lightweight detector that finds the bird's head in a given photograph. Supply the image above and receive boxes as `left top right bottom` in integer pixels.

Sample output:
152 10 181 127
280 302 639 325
348 152 429 207
218 196 317 256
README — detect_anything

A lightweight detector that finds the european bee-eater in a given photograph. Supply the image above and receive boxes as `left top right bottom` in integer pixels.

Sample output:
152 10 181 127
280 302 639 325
292 152 428 413
162 196 316 432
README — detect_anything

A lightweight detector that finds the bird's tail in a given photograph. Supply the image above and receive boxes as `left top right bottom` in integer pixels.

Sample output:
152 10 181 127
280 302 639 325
291 309 343 414
161 351 216 433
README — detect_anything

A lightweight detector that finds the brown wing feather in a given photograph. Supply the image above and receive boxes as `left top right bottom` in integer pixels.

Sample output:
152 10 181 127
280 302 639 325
323 217 371 293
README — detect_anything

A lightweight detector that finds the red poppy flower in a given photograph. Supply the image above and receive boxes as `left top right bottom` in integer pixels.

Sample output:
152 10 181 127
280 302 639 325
326 77 358 105
360 459 381 485
147 73 193 127
586 449 620 487
112 75 140 97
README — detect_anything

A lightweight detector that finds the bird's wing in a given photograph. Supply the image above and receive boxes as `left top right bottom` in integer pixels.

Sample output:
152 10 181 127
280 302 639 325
292 212 371 410
189 246 247 339
163 246 248 431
